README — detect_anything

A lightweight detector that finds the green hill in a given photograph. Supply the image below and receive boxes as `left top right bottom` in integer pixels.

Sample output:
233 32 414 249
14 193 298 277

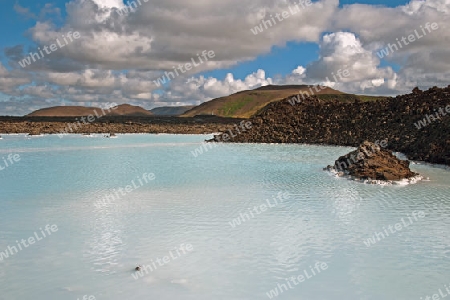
182 85 385 118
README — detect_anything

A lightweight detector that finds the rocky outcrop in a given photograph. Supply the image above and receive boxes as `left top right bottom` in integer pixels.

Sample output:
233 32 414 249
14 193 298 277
215 86 450 166
325 141 418 181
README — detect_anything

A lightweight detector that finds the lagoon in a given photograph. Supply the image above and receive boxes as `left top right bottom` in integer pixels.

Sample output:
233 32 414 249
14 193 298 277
0 134 449 300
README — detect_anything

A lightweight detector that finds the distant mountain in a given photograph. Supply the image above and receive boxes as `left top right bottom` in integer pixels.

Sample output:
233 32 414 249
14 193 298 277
27 104 153 117
106 104 153 116
150 105 195 116
181 85 350 118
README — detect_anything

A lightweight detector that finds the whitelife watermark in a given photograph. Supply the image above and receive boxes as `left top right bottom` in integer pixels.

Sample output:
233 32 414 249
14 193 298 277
132 243 193 280
153 50 215 87
287 67 351 106
421 283 450 300
94 172 155 208
414 104 450 130
376 22 439 58
0 224 58 262
363 211 426 247
116 0 148 16
265 262 328 299
190 120 253 158
18 32 81 68
0 153 20 171
250 0 313 35
228 192 290 228
57 102 118 138
333 139 388 172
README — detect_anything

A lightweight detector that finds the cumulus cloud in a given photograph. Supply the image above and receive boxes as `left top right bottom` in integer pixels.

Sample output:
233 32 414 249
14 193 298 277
27 0 337 72
154 69 273 105
14 3 61 21
1 0 450 114
303 32 397 93
0 63 31 94
335 0 450 71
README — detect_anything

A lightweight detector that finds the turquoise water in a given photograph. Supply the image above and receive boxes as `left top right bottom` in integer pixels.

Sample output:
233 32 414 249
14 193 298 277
0 134 449 300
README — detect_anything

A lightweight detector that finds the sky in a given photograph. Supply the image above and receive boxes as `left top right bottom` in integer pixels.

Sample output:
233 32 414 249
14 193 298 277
0 0 449 115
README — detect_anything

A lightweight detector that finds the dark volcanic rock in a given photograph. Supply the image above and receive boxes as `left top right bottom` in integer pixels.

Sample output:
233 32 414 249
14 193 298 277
328 141 418 181
216 86 450 166
0 116 245 135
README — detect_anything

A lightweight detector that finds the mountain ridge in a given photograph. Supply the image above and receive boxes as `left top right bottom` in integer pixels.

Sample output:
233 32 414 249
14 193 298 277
27 104 153 117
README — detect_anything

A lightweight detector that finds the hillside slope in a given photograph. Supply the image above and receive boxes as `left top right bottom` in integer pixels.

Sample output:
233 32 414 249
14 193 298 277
27 104 153 117
151 106 195 116
106 104 153 116
182 85 381 118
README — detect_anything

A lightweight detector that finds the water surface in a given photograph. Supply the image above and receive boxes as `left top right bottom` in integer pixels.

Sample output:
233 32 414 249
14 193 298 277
0 134 449 300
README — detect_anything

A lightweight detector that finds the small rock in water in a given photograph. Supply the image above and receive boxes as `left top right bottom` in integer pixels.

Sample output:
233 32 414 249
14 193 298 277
326 141 419 181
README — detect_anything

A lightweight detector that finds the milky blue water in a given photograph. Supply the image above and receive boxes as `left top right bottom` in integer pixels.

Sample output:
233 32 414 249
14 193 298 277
0 134 449 300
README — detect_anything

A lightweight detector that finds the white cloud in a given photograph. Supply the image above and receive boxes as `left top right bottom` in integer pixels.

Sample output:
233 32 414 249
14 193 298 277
0 63 31 95
335 0 450 73
2 0 450 114
158 69 273 104
303 32 396 92
23 0 338 72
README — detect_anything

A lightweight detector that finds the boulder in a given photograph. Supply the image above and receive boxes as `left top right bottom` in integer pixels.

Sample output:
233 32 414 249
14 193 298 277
328 141 418 181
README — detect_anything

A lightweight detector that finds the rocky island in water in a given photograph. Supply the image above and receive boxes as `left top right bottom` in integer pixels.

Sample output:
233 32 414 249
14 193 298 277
324 141 422 184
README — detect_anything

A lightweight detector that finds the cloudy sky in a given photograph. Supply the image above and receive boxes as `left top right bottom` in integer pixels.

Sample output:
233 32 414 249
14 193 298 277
0 0 449 115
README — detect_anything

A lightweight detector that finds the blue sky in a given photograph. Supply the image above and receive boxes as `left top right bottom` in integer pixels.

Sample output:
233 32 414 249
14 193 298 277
0 0 448 115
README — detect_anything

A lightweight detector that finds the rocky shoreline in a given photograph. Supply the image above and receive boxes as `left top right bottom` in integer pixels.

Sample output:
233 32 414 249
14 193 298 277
212 86 450 166
0 116 242 135
2 86 449 167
